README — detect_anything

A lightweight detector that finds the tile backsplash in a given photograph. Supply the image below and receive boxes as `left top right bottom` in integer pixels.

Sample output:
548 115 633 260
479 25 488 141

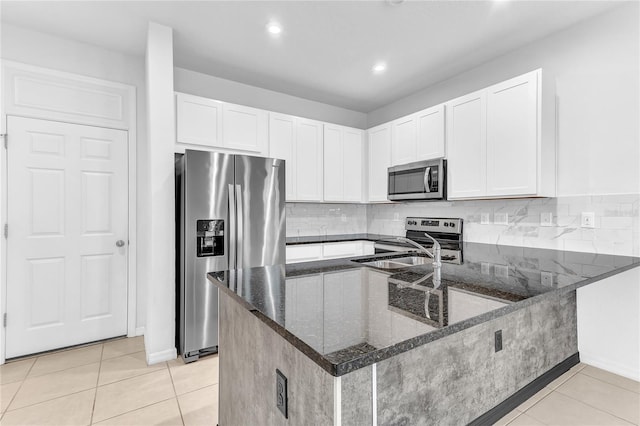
287 194 639 256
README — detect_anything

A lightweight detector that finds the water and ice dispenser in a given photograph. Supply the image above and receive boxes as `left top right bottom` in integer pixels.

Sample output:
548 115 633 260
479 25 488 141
196 219 224 257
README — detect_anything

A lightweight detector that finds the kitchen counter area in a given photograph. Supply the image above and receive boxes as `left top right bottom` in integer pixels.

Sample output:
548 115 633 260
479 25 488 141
208 243 639 424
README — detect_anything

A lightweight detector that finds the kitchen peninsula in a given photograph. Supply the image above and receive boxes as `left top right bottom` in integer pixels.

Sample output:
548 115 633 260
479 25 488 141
207 243 639 425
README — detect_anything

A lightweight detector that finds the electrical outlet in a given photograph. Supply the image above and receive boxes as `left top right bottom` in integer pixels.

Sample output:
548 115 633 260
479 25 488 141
494 265 509 278
494 212 508 225
540 212 553 227
341 214 347 222
541 271 554 287
481 262 492 275
276 369 288 418
393 212 400 221
495 330 503 352
481 213 491 225
581 212 595 228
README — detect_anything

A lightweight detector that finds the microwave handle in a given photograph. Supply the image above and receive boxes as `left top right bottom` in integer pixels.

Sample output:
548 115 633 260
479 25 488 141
424 167 431 193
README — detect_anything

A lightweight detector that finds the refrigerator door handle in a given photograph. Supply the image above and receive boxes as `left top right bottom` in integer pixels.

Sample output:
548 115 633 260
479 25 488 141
228 184 237 269
235 184 244 269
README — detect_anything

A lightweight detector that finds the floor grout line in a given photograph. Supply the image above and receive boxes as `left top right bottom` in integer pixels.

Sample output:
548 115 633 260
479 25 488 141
3 355 38 413
552 385 639 424
89 344 105 425
89 395 177 425
166 360 186 426
576 370 640 395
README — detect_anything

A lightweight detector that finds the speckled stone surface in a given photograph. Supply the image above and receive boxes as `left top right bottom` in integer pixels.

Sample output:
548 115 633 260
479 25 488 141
207 242 639 377
286 233 395 245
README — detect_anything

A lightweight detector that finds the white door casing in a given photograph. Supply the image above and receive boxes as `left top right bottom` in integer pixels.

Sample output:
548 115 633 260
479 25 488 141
6 116 128 358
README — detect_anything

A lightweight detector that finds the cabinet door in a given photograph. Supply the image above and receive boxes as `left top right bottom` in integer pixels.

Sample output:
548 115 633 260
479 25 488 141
323 124 343 201
342 128 363 202
416 104 445 160
367 124 392 202
295 118 324 201
176 93 222 147
222 103 268 154
285 244 323 264
391 115 417 166
269 113 296 200
446 91 487 199
486 71 539 196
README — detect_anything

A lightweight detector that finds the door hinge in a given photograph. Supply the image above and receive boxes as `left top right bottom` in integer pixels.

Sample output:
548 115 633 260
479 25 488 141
3 224 7 239
1 134 6 149
3 313 6 328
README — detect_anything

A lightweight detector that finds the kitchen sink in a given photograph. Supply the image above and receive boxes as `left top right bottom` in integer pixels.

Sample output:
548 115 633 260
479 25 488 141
352 255 431 271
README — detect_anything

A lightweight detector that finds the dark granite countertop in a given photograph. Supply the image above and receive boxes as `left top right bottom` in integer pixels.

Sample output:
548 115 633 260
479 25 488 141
207 242 640 377
286 233 395 245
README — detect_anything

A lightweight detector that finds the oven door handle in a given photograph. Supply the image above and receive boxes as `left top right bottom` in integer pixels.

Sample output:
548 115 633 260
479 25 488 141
424 167 431 193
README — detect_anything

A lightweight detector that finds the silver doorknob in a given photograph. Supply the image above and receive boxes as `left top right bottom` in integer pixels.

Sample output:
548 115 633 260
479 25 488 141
116 240 125 247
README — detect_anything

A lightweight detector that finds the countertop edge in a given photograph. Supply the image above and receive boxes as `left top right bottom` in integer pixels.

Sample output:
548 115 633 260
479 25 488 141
208 260 640 377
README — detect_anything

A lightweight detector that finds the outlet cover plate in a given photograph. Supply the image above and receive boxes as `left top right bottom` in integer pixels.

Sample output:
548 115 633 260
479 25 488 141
481 213 491 225
581 212 595 228
494 213 509 225
540 212 553 227
541 271 554 288
495 265 509 278
276 369 288 418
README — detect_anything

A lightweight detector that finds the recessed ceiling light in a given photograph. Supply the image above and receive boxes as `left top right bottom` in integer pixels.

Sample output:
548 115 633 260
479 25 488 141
372 63 387 74
266 22 282 35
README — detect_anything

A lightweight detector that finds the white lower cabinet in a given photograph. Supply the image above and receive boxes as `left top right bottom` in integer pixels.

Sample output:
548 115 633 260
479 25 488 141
286 241 375 264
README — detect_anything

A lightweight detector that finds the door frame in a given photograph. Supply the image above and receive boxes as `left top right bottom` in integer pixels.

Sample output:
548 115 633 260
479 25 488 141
0 60 139 364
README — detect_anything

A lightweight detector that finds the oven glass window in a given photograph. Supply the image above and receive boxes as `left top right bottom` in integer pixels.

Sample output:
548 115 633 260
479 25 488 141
389 167 439 194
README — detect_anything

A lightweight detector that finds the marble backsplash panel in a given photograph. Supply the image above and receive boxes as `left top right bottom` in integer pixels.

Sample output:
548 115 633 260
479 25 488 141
366 194 640 257
286 194 639 257
286 203 367 237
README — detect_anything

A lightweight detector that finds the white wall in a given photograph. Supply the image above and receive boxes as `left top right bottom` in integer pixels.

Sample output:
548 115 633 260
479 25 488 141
367 3 640 197
0 23 149 332
174 67 368 129
144 22 177 364
577 267 640 381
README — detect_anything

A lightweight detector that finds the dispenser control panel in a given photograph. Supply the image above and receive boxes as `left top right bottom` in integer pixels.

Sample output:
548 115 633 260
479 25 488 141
196 219 224 257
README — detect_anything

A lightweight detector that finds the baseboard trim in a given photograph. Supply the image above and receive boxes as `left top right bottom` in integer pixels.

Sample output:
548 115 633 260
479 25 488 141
134 326 145 337
146 347 177 365
469 353 580 426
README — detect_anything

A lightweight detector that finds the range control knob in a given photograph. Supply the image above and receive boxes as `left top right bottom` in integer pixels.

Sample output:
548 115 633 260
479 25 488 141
449 222 456 227
444 222 449 227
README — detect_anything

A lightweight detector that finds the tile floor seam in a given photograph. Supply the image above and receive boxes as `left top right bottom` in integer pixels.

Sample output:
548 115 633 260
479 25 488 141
89 395 177 425
4 387 99 414
89 344 105 425
94 364 168 389
551 387 638 425
24 349 104 380
166 361 187 425
3 356 37 413
578 370 640 394
177 382 219 397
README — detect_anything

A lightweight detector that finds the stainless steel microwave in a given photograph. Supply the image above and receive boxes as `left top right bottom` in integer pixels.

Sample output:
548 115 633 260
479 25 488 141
387 158 446 201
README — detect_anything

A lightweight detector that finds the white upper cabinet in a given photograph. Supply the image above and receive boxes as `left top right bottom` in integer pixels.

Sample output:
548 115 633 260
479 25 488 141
391 114 417 166
367 123 392 202
446 69 554 200
323 124 364 202
176 93 222 147
294 118 324 201
269 113 324 202
416 104 445 160
222 103 268 154
486 72 538 197
446 90 487 199
269 113 296 200
175 92 267 155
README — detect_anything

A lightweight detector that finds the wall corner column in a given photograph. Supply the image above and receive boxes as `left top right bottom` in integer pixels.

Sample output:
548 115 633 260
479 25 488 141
144 21 177 364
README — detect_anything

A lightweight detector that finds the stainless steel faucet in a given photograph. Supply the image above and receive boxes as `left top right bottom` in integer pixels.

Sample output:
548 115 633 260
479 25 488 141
393 233 442 287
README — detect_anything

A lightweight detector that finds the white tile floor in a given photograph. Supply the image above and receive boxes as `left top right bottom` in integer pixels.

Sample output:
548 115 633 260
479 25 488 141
0 337 218 426
0 337 638 425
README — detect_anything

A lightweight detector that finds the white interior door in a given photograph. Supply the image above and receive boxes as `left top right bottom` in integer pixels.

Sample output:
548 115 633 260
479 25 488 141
6 116 128 358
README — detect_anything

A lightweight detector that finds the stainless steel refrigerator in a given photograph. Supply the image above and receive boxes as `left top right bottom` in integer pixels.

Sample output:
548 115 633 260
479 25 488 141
175 150 285 362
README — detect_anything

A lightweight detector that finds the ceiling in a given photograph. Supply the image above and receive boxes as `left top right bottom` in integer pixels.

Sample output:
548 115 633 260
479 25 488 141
0 1 623 112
